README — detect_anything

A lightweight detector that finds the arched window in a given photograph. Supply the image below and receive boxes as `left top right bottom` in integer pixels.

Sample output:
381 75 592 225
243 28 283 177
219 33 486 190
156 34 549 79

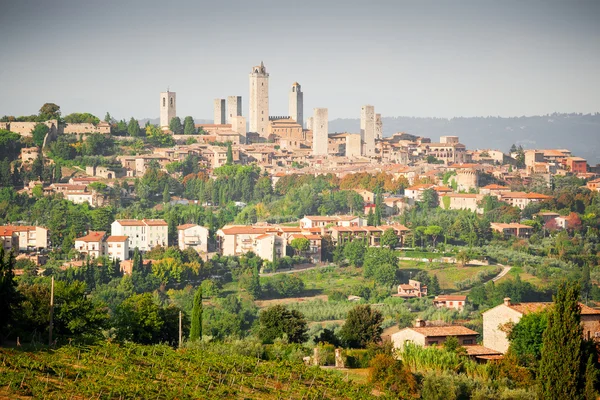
170 98 173 107
163 98 166 107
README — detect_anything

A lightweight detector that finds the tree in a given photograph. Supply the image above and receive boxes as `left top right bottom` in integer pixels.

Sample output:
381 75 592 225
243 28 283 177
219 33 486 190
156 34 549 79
368 353 417 397
39 103 61 120
339 304 383 348
163 185 170 204
456 250 470 267
424 225 443 247
226 142 233 164
429 275 441 295
169 117 183 134
189 286 202 341
183 116 195 135
585 354 598 400
32 123 49 147
507 311 548 368
420 189 438 209
104 112 113 123
0 248 20 343
290 237 310 256
127 117 141 137
246 266 262 299
381 228 399 249
115 293 164 344
258 304 308 344
344 239 366 267
537 282 584 399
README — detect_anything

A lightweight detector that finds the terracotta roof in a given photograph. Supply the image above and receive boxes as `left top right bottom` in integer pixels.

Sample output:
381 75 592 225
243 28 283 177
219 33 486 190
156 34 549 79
409 326 478 337
434 295 467 302
255 234 274 240
116 219 146 226
490 223 533 229
142 219 168 226
506 302 600 315
177 224 198 230
76 231 106 243
482 184 510 190
444 193 479 198
0 227 15 236
463 345 502 356
398 284 416 290
106 235 128 242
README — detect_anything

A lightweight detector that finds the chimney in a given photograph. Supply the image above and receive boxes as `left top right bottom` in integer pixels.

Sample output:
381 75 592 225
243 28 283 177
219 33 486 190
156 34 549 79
414 319 426 328
504 297 511 306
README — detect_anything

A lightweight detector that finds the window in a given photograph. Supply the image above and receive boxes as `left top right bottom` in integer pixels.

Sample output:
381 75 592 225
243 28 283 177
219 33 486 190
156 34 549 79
170 98 173 107
163 98 165 107
463 339 473 345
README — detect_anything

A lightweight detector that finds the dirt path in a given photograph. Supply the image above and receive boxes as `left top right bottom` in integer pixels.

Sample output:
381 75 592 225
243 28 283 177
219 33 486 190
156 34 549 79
491 265 512 282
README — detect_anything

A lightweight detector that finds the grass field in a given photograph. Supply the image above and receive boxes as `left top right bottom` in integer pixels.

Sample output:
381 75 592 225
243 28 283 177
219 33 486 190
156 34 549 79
495 266 545 286
397 260 500 290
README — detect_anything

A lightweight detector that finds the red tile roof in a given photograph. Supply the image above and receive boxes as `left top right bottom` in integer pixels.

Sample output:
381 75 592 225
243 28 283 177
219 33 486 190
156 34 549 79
106 235 128 242
409 326 478 337
76 231 106 242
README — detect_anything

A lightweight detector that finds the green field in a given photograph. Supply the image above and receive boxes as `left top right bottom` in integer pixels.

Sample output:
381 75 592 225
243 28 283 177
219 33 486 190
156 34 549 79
397 260 500 291
0 342 379 399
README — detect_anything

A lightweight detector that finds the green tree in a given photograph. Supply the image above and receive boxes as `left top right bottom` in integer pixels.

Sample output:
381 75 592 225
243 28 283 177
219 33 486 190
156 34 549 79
163 185 170 203
0 248 20 343
246 266 262 299
456 250 470 267
507 311 548 368
114 293 164 344
537 282 584 399
189 286 202 341
344 239 366 267
290 237 310 256
258 304 308 344
339 304 383 348
424 225 443 247
39 103 61 120
32 123 49 147
226 142 233 164
585 354 598 400
429 275 441 295
127 117 141 137
169 117 183 134
420 189 438 209
183 116 195 134
381 228 399 249
104 112 112 123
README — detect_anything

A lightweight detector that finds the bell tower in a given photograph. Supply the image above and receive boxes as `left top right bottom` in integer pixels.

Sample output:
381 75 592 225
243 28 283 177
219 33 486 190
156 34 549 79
160 90 176 129
289 82 303 128
249 62 269 137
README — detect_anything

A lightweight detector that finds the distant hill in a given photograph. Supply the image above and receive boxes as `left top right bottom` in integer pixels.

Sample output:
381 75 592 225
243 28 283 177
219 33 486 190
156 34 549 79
329 113 600 164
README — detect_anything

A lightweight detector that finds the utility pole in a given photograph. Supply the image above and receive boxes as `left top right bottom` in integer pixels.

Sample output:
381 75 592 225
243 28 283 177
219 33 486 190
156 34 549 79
48 276 54 346
178 311 182 348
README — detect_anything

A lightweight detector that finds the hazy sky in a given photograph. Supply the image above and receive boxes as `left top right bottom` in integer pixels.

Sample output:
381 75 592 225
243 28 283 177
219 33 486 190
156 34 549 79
1 0 599 121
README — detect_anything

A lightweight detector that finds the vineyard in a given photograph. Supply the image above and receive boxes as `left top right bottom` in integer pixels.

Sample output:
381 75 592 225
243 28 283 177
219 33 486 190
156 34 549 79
0 342 383 399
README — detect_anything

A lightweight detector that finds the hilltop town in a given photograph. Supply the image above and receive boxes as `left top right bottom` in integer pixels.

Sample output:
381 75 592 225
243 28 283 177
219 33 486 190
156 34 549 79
1 62 600 399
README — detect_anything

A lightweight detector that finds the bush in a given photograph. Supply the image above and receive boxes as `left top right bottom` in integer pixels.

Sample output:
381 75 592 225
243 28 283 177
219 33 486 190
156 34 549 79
344 349 371 368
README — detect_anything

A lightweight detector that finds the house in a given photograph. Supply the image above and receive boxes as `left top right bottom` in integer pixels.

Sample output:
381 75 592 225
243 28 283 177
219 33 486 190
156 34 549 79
534 212 560 224
106 236 129 261
111 219 168 253
500 192 552 210
479 184 511 196
0 227 18 252
288 233 322 263
391 319 478 350
482 297 600 353
177 224 209 253
254 233 286 262
4 226 49 251
74 231 106 259
329 224 409 247
586 178 600 192
440 193 483 213
490 223 533 238
395 280 427 298
216 225 281 258
433 295 467 310
299 215 364 229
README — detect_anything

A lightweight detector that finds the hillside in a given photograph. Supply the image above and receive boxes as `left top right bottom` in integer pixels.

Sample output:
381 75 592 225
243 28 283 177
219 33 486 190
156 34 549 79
329 113 600 164
0 342 378 399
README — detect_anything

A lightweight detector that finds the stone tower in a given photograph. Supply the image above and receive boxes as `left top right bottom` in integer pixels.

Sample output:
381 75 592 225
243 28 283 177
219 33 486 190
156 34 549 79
289 82 303 128
249 62 269 137
375 113 382 139
160 91 176 129
306 116 314 131
312 108 328 156
227 96 242 124
361 105 375 157
456 168 479 192
214 99 226 124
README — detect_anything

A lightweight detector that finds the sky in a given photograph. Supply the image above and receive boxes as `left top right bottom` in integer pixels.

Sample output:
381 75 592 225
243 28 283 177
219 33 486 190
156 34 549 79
0 0 599 121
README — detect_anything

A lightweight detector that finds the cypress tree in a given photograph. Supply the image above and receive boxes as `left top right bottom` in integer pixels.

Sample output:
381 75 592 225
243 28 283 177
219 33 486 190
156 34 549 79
189 286 202 340
584 354 598 400
226 142 233 165
537 282 583 399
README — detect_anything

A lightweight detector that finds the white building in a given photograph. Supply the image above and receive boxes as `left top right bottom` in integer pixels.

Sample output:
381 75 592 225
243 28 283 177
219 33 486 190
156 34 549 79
74 231 106 259
106 236 129 261
111 219 168 252
177 224 209 253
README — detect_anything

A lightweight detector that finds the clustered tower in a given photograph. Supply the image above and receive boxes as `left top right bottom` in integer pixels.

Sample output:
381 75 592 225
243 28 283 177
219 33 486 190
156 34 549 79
361 105 375 156
214 99 226 124
249 61 269 137
312 108 328 156
375 113 382 140
289 82 303 128
227 96 242 124
159 90 176 129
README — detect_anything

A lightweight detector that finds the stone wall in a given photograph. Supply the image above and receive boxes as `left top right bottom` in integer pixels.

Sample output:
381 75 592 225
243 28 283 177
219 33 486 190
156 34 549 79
482 305 522 353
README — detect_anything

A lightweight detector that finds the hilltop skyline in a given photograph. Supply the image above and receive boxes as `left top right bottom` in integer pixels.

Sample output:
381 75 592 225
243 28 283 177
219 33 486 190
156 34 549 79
1 0 599 120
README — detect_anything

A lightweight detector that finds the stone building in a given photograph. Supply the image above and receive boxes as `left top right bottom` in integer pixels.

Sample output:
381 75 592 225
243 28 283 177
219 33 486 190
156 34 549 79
312 108 328 156
483 298 600 354
160 91 176 129
249 62 269 137
360 105 375 157
391 320 478 350
289 82 303 128
177 224 209 253
345 133 362 157
455 168 479 191
227 96 242 124
214 99 226 124
269 118 306 149
306 116 313 131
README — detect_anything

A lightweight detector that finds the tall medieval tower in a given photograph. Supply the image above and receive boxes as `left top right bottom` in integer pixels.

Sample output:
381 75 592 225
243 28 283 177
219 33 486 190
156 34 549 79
160 91 176 129
289 82 303 128
361 105 375 156
312 108 328 156
249 62 269 137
